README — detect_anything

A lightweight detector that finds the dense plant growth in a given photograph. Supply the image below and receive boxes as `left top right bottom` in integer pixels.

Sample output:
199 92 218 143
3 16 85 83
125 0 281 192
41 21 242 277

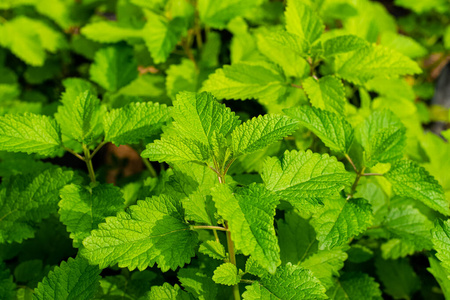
1 0 450 299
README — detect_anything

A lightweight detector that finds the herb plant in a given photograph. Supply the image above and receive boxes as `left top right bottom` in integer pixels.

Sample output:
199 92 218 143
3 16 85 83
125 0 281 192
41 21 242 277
1 0 450 299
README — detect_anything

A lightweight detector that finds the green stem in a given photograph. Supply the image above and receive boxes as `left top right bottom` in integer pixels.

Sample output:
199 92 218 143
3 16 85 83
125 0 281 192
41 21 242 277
91 141 107 158
83 145 96 183
64 146 85 161
348 166 366 199
142 157 158 177
191 225 228 232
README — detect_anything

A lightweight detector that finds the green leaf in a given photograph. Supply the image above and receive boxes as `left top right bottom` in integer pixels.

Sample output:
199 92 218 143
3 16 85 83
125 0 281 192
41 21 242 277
322 35 368 58
277 211 318 264
81 21 142 43
262 150 353 210
327 272 382 300
198 240 226 260
335 44 422 85
0 168 78 243
302 76 346 115
33 256 101 300
177 268 217 300
284 106 354 154
285 0 324 44
231 114 298 157
380 32 427 59
212 184 281 273
104 102 171 146
166 59 198 99
300 249 348 289
0 16 66 66
428 257 450 299
142 11 186 64
82 195 198 271
0 113 61 156
386 160 450 215
357 110 406 167
212 263 240 286
202 62 288 104
55 90 103 144
146 283 193 300
383 205 433 251
242 263 327 300
59 183 124 248
198 0 260 29
0 263 15 300
311 197 373 250
432 220 450 273
375 257 420 299
90 44 138 92
182 191 216 225
380 239 415 260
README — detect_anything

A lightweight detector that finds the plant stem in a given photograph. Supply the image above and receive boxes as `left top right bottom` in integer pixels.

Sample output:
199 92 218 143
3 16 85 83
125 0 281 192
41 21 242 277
344 154 358 173
347 166 366 199
83 145 96 183
91 141 107 158
142 157 158 177
64 147 85 161
226 221 240 300
191 225 228 232
362 173 383 176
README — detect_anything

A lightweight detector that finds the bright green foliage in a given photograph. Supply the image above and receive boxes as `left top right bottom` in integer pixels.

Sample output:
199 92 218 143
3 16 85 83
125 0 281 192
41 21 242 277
231 114 298 156
285 0 324 45
311 197 373 250
55 91 103 144
166 59 198 99
202 62 288 104
242 263 327 300
302 76 346 115
146 283 193 300
328 272 382 299
82 195 198 271
212 263 240 286
381 238 415 260
323 35 368 58
0 168 77 243
90 44 138 92
428 257 450 299
59 183 125 247
212 184 280 273
300 249 347 289
386 160 450 215
0 16 66 66
0 113 61 156
432 220 450 273
285 106 354 154
375 257 420 299
357 110 407 167
177 268 217 300
384 206 433 250
103 102 170 145
198 240 226 260
33 256 101 300
81 22 142 43
262 150 353 209
182 191 216 225
335 44 422 85
198 0 260 29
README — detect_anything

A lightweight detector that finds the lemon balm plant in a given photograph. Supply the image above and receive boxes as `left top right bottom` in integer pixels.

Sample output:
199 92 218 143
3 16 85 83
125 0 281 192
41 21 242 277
1 0 450 299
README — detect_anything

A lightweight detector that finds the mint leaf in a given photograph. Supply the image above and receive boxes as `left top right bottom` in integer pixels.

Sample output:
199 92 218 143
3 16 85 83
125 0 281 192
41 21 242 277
381 239 415 260
182 191 216 225
285 106 354 154
0 113 61 156
198 240 226 260
0 263 14 300
81 22 142 43
432 220 450 273
55 90 103 144
328 272 382 300
59 183 125 248
262 150 353 210
311 197 373 250
386 160 450 215
198 0 260 29
0 168 78 243
177 268 217 300
212 263 240 286
357 110 406 167
146 283 193 300
231 114 298 157
242 263 327 300
285 0 324 45
302 76 346 115
335 44 422 85
212 184 280 273
104 102 170 146
90 44 138 92
202 62 288 104
82 195 198 271
33 256 101 300
323 35 368 58
383 206 433 251
428 257 450 299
